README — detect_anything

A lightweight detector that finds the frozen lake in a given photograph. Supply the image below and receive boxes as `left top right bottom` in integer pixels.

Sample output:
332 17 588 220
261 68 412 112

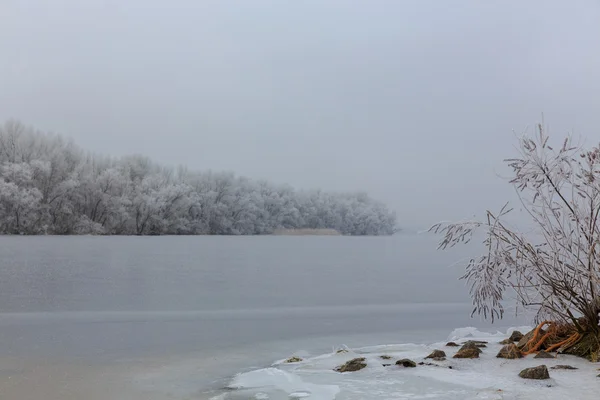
0 235 527 399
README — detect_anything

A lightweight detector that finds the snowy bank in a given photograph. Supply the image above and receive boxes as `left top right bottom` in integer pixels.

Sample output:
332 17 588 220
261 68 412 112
213 327 599 400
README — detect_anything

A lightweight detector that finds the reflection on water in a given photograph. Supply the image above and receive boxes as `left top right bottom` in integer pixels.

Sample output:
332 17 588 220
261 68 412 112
0 235 526 399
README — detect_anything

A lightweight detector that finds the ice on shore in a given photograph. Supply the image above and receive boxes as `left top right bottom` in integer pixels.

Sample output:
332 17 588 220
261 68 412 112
214 326 599 400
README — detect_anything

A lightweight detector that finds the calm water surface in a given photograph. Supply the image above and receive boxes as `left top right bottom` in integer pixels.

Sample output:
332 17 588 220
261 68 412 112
0 235 525 399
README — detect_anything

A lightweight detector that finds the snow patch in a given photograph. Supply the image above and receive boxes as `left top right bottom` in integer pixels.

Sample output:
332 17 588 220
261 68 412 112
226 368 339 400
215 327 599 400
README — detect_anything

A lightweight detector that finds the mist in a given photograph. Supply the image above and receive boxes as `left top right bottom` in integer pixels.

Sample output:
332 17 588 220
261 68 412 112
2 0 600 229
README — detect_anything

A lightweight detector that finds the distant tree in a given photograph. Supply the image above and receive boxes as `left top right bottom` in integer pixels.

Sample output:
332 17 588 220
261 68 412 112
0 120 397 236
0 162 43 233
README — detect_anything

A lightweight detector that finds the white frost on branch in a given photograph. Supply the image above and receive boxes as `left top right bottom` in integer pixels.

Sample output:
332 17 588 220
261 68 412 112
0 120 397 236
431 123 600 331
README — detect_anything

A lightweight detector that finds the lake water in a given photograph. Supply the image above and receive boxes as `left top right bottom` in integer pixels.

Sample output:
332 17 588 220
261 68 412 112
0 235 527 399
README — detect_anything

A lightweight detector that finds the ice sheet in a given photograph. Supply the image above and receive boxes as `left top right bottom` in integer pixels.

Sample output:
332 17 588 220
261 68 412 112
215 327 599 400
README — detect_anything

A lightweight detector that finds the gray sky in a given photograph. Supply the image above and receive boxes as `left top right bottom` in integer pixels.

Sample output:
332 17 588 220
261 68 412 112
1 0 600 228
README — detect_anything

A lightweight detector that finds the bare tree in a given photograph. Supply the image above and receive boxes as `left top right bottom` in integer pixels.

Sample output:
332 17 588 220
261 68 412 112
430 123 599 357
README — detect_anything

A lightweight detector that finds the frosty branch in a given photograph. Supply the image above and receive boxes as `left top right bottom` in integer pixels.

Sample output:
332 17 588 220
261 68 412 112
430 123 600 334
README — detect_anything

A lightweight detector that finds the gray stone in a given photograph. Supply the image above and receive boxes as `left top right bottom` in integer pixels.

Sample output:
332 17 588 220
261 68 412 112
396 358 417 368
519 365 550 380
453 348 480 359
534 351 555 359
425 350 447 360
509 330 524 342
462 340 487 348
551 365 578 370
496 344 522 359
458 341 483 354
335 358 367 372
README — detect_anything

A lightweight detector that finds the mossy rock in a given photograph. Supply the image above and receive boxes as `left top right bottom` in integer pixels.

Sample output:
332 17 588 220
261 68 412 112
496 344 522 359
551 365 578 370
445 342 459 347
461 340 487 348
380 355 392 360
284 356 303 363
453 347 480 359
459 341 483 354
335 357 367 372
509 330 524 342
396 358 417 368
499 331 524 345
519 365 550 380
425 350 446 361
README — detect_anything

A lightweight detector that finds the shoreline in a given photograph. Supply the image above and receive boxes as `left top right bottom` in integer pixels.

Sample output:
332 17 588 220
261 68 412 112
7 324 591 400
212 326 600 400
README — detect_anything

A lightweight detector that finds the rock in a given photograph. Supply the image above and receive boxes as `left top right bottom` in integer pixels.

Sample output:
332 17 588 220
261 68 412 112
509 330 524 342
518 365 550 380
462 340 487 348
459 342 483 354
284 356 303 363
453 348 480 359
418 361 448 367
500 331 524 344
496 344 522 359
379 355 392 360
551 365 578 370
382 363 391 367
396 358 417 368
335 345 350 354
534 351 555 359
425 350 447 361
335 358 367 372
446 342 459 347
517 328 545 349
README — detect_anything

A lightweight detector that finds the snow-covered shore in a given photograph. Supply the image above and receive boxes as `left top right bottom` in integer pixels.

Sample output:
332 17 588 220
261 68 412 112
214 327 599 400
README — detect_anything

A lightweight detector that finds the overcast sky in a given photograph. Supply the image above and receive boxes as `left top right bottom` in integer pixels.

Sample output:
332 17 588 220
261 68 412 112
1 0 599 228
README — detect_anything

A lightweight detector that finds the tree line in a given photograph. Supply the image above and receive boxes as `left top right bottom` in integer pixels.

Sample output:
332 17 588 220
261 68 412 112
0 120 397 236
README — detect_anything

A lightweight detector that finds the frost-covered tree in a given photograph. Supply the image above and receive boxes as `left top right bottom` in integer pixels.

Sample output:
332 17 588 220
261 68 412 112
0 162 43 233
0 120 397 236
430 123 599 359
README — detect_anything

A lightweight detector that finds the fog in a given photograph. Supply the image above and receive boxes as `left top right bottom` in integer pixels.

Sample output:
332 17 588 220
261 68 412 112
2 0 600 229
